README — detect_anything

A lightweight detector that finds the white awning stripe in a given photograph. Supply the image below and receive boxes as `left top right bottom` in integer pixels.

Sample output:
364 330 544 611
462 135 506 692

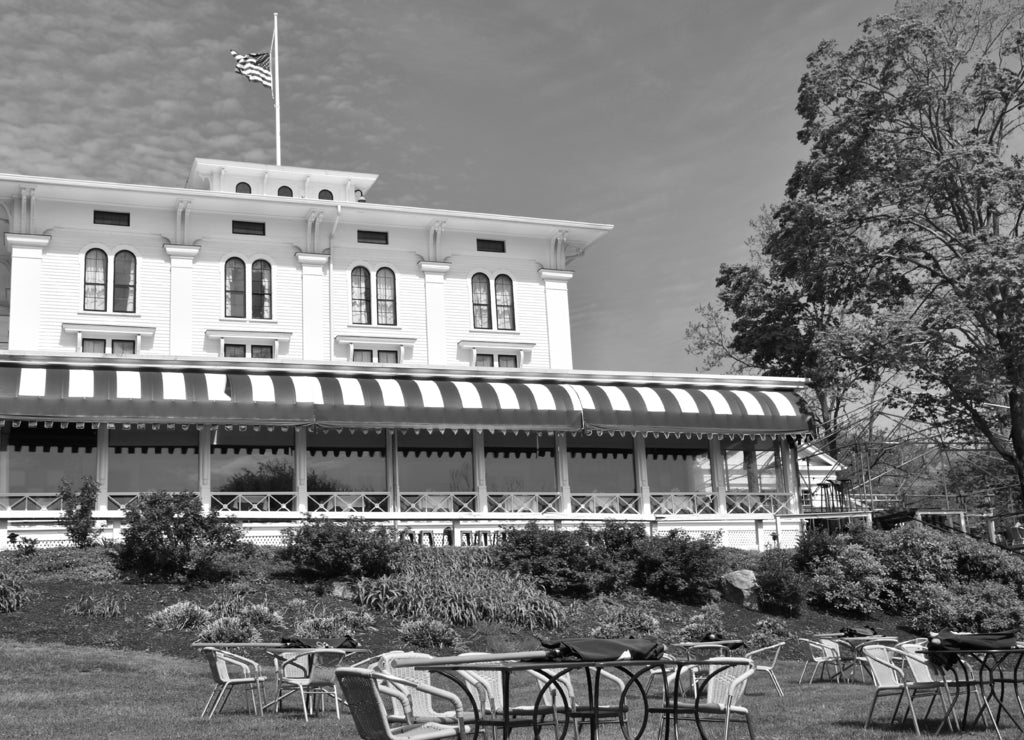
68 369 93 398
699 389 733 415
292 376 324 404
732 390 765 416
18 367 47 397
162 372 187 401
490 382 520 410
336 377 365 405
763 390 799 416
453 381 483 409
377 378 405 407
636 387 666 413
249 374 276 403
116 371 142 400
414 379 445 408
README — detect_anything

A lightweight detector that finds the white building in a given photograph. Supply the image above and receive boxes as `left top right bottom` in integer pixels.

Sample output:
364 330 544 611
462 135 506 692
0 158 811 549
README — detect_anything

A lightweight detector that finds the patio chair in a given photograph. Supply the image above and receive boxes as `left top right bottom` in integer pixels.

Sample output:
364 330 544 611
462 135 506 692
200 647 267 719
453 652 563 740
269 649 341 721
651 657 756 740
862 643 960 736
376 651 461 726
529 663 632 740
898 642 961 732
797 638 843 684
335 667 467 740
744 642 785 696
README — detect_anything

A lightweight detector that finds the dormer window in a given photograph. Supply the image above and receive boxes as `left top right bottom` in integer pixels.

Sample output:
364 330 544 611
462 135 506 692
278 186 293 197
235 182 252 194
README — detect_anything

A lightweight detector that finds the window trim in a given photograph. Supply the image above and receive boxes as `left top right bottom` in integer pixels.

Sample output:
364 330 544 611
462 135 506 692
63 322 156 353
351 264 398 327
251 259 273 320
471 273 516 331
112 250 137 313
335 334 417 364
471 273 492 329
224 257 246 318
458 339 534 368
83 248 108 312
206 329 292 359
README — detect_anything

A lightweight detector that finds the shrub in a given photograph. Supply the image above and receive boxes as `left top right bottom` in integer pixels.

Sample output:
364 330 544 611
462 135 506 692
494 523 617 597
673 603 727 642
754 547 804 617
196 616 261 643
57 476 100 548
116 491 249 582
0 546 118 583
147 601 213 631
207 595 285 634
901 582 959 634
955 581 1024 633
865 527 956 610
582 595 661 639
398 619 463 650
7 533 38 556
293 608 375 642
745 617 791 651
0 575 27 613
947 535 1024 595
792 527 842 572
281 518 404 580
634 530 725 605
807 544 887 617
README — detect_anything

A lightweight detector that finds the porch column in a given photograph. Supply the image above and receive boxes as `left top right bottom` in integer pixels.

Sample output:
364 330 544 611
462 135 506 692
472 431 487 513
708 437 727 515
198 425 212 512
95 424 109 513
386 430 399 513
555 433 571 514
294 426 308 513
634 433 651 516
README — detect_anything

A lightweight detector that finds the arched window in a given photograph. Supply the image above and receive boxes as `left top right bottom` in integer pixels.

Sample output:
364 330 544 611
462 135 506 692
235 182 252 194
252 260 272 319
318 189 334 200
112 251 136 313
472 273 492 329
376 268 396 325
352 267 371 324
84 248 107 311
277 186 293 197
495 274 515 330
225 258 246 317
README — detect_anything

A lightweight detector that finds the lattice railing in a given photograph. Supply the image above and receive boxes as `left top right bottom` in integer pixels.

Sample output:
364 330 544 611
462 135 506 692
211 493 296 513
650 493 717 515
726 493 790 515
571 494 641 515
1 495 61 511
399 492 476 513
487 493 560 514
107 494 142 511
307 492 389 513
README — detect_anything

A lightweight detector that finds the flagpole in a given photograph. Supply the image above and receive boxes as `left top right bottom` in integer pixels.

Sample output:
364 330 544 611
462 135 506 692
273 12 281 166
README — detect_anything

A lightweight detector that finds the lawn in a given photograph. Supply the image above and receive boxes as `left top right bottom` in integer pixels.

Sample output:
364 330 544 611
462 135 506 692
1 640 1012 739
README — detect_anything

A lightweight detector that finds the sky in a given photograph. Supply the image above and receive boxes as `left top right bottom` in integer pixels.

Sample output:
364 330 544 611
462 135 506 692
0 0 895 374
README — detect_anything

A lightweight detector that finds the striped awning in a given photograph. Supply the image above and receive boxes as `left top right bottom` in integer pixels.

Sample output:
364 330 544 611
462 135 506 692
0 364 810 438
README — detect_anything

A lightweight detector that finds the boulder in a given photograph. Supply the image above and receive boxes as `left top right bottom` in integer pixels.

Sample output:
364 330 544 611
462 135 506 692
720 569 757 608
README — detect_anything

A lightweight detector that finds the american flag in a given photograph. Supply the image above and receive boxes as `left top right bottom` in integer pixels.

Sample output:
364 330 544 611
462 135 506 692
230 50 272 89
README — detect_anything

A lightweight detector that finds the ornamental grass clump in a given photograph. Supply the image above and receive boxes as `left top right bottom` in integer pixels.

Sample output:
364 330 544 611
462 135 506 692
398 619 464 651
196 616 261 643
0 574 27 613
62 592 130 618
353 548 562 631
146 601 214 631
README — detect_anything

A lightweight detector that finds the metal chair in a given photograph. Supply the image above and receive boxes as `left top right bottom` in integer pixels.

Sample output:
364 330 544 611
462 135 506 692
453 653 563 740
200 647 267 719
798 638 843 683
862 643 961 736
651 657 756 740
335 667 467 740
744 641 785 696
375 651 462 726
269 649 342 721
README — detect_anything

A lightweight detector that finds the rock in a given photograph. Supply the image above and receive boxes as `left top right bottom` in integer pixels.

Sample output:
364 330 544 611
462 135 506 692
720 569 757 608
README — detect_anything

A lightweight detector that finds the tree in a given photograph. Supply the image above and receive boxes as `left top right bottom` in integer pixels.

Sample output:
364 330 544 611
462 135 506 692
58 476 100 548
712 0 1024 505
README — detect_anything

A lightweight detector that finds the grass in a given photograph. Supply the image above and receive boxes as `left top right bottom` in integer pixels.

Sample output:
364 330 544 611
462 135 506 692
1 640 1013 739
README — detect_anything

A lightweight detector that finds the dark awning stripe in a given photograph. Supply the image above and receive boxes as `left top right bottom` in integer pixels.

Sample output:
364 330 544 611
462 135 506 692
0 365 810 437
